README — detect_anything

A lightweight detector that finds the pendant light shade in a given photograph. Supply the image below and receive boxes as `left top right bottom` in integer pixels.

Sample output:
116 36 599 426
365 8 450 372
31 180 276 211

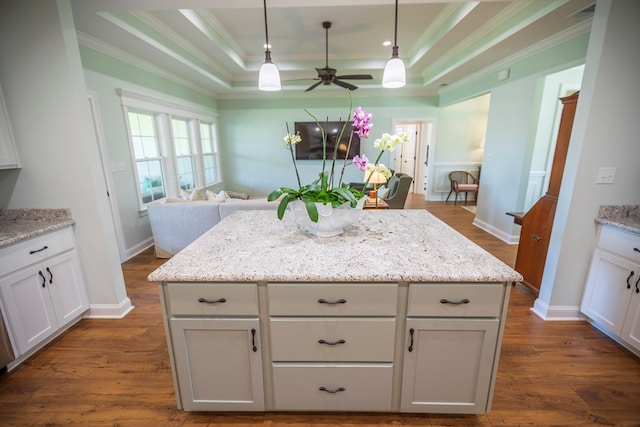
382 0 406 89
258 0 281 91
259 57 281 91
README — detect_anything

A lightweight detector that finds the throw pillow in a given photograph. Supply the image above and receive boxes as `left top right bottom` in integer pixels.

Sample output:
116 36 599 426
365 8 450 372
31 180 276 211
377 185 390 199
225 190 250 200
214 191 227 202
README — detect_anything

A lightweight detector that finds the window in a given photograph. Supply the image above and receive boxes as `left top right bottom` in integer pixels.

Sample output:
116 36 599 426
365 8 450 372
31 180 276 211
171 118 195 191
128 111 166 204
200 122 219 186
120 89 220 210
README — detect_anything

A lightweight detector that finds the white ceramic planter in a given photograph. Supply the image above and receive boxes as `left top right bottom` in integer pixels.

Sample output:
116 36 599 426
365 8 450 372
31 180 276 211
290 198 366 237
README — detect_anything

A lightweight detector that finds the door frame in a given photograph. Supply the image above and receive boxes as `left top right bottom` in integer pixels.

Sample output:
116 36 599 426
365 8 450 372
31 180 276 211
88 91 126 262
392 118 435 200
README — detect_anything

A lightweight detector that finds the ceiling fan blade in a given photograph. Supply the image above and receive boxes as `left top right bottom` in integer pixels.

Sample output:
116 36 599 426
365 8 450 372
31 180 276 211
305 80 324 92
332 79 358 91
335 74 373 80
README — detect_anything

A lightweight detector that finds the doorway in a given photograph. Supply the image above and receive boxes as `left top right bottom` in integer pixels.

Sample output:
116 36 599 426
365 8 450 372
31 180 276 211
392 120 433 200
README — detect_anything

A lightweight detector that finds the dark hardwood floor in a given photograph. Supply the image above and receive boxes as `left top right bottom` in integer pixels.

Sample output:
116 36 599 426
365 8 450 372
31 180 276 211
1 196 639 426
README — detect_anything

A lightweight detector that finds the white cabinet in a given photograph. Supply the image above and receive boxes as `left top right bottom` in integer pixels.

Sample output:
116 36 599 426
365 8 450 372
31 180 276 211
0 84 20 169
0 227 88 357
163 283 264 411
400 284 507 414
159 281 510 414
268 283 397 412
581 225 640 353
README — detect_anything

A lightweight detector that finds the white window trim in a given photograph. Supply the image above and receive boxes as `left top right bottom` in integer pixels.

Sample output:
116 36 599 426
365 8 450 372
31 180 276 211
119 88 221 211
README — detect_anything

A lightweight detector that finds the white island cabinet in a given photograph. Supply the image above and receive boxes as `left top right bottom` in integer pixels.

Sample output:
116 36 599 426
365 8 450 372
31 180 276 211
149 210 521 414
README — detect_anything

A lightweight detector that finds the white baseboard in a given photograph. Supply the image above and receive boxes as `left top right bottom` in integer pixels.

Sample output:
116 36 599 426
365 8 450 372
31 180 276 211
125 237 154 261
472 217 520 245
530 298 585 320
86 297 135 319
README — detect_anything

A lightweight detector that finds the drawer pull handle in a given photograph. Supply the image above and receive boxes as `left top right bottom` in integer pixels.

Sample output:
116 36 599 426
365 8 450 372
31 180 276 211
29 245 48 255
38 270 46 288
635 275 640 294
197 297 227 304
634 247 640 253
46 267 53 284
318 339 346 346
317 298 346 305
319 386 345 394
531 234 542 241
251 328 258 352
408 328 414 352
627 271 635 289
440 298 470 305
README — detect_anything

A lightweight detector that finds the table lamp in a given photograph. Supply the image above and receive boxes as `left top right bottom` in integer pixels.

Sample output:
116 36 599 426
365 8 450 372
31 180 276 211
365 169 387 208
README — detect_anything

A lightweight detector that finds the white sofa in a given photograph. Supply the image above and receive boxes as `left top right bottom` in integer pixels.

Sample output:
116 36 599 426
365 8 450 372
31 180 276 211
148 198 279 258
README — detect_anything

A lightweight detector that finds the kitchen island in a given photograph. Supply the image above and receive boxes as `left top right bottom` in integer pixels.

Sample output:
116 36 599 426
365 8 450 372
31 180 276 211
149 209 521 414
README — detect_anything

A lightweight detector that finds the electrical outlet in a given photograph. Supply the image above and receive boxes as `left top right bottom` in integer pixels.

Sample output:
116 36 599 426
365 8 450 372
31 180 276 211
596 167 616 184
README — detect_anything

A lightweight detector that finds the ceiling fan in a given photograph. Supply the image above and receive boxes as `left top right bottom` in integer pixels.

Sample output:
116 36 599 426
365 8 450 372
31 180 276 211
304 21 373 92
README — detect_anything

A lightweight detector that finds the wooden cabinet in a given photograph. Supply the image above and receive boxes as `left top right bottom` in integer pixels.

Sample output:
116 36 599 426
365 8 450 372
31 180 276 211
0 227 88 358
581 225 640 353
400 284 507 413
515 91 579 294
0 84 20 169
163 283 264 411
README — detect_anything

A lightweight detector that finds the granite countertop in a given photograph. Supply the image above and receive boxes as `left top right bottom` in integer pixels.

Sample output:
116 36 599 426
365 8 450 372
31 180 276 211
148 209 522 284
0 209 74 248
596 205 640 235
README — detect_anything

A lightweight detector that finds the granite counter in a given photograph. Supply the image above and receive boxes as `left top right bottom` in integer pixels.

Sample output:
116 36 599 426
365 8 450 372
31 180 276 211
148 209 522 283
0 209 74 249
596 205 640 235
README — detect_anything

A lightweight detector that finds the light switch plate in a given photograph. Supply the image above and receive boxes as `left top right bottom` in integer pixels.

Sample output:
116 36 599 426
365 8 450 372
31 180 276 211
596 167 616 184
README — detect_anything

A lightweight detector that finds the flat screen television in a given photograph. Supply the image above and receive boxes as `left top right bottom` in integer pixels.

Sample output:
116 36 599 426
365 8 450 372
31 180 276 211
294 121 360 160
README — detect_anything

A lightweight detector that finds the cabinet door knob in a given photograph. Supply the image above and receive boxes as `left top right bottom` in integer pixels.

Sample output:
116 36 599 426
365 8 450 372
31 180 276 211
531 235 542 241
38 270 46 288
319 386 345 394
627 271 635 290
635 274 640 294
408 328 414 352
46 267 53 284
197 297 227 304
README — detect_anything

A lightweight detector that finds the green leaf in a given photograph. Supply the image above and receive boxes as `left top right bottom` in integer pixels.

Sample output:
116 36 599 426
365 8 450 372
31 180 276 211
276 195 293 220
302 198 319 223
267 189 283 201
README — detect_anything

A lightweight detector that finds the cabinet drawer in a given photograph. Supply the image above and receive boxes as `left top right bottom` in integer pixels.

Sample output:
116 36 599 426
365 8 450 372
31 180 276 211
272 363 393 411
407 284 505 317
270 318 395 362
599 225 640 262
0 227 74 277
268 283 397 316
166 283 258 316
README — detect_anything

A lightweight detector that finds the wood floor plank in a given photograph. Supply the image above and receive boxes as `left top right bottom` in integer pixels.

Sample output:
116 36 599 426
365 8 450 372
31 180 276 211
0 197 639 426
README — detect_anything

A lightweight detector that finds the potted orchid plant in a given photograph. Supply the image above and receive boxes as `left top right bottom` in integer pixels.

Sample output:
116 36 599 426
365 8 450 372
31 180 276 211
268 94 408 224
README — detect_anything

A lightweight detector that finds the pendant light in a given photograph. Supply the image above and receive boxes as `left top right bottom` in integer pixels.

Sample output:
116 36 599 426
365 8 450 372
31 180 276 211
258 0 281 91
382 0 406 88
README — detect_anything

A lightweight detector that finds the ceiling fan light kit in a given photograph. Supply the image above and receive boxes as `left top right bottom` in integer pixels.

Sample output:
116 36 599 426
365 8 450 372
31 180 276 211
258 0 281 91
382 0 406 89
